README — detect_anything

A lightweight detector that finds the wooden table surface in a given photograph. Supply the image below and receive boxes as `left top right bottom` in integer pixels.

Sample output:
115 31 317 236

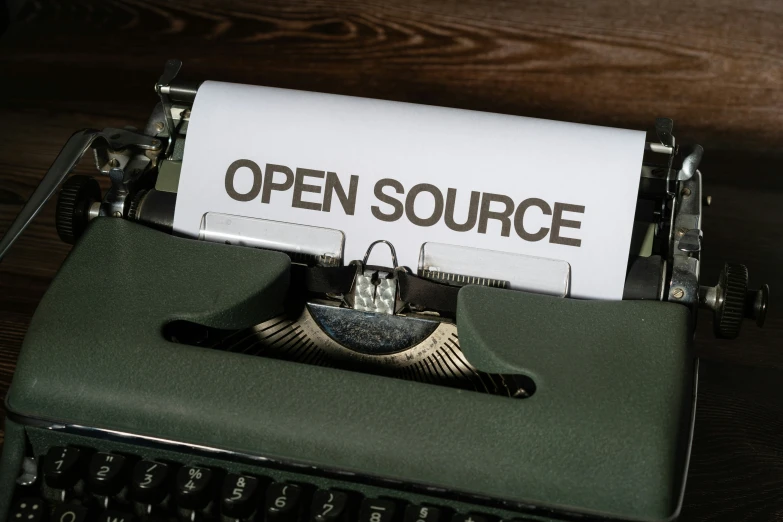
1 1 781 520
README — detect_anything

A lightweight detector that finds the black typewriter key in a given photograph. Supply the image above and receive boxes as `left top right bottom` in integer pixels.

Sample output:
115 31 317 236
10 498 47 522
221 473 262 519
98 511 136 522
359 499 398 522
88 453 128 496
131 460 170 504
52 504 89 522
404 506 443 522
311 490 349 522
43 446 83 489
175 466 214 509
266 483 303 522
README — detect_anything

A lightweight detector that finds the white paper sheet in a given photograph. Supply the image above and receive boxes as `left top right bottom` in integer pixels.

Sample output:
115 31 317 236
173 81 645 299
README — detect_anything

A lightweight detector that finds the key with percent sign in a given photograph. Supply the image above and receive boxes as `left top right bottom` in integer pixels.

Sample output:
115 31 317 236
175 465 215 510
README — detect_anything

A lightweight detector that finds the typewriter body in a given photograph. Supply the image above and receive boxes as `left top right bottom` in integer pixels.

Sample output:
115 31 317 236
0 61 769 522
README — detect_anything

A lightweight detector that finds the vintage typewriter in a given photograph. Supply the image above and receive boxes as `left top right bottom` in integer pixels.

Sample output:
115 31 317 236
0 60 769 522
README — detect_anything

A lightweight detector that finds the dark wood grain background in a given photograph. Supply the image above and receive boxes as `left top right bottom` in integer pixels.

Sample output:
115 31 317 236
1 1 782 520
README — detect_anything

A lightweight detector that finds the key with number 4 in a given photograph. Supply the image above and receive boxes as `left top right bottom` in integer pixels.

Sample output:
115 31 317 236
176 465 214 510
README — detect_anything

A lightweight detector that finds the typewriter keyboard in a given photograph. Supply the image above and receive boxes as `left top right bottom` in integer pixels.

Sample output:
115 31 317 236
7 428 548 522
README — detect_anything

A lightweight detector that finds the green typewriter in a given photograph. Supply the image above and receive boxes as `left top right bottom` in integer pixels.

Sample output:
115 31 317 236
0 61 769 522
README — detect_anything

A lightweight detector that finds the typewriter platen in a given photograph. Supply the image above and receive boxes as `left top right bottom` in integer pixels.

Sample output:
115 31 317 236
0 60 769 522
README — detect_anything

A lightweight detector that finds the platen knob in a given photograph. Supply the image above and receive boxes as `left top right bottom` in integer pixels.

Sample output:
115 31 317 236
56 175 101 244
715 263 748 339
700 262 770 339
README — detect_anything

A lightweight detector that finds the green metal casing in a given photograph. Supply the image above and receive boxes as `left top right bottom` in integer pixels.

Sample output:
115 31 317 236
1 219 696 521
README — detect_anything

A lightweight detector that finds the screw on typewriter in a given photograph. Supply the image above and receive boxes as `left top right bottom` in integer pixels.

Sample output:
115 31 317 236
0 62 769 350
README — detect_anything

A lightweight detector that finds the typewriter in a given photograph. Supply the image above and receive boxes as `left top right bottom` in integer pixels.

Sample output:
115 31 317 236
0 60 769 522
